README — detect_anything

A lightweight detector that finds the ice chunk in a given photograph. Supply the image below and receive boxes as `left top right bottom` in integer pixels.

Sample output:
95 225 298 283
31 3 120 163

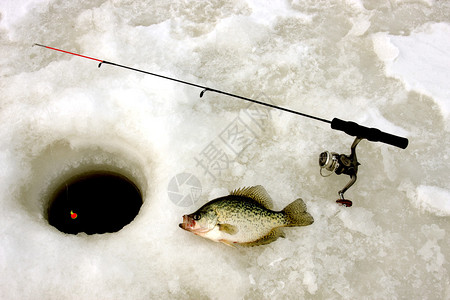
302 270 318 294
415 185 450 216
247 0 312 26
347 15 371 36
372 33 399 62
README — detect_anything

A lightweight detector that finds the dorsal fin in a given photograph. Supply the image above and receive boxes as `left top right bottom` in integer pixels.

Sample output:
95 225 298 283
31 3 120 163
230 185 274 209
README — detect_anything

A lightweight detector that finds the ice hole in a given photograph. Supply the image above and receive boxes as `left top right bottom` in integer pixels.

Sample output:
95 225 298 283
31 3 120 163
47 171 142 235
20 140 150 235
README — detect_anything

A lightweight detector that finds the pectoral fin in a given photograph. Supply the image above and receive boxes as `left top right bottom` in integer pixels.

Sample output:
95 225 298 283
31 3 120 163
218 223 239 235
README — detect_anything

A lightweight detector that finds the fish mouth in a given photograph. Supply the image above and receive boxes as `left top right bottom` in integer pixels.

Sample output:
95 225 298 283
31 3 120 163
179 215 210 233
179 214 196 231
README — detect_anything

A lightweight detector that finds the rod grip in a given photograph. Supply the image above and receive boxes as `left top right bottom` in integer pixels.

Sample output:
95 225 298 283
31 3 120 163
331 118 408 149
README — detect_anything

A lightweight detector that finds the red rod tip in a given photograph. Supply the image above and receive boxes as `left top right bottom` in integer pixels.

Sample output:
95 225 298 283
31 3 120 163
33 44 103 63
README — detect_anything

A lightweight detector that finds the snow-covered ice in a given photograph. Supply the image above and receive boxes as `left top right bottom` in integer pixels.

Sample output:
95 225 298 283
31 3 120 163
373 22 450 121
1 0 449 299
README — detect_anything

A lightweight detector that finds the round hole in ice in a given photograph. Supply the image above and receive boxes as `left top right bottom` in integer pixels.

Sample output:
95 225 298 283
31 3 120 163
20 140 150 235
47 171 143 235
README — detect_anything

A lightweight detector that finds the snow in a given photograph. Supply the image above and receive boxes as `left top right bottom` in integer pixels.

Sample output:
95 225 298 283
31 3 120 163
415 185 450 216
1 0 449 299
0 0 49 33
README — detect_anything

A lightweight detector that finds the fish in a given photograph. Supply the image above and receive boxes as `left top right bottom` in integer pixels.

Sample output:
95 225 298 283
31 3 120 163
179 185 314 247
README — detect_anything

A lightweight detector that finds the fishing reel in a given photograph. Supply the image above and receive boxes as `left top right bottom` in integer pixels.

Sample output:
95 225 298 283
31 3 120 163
319 137 362 207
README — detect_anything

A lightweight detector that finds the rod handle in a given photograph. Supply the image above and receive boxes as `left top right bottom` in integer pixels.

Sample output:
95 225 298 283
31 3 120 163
331 118 409 149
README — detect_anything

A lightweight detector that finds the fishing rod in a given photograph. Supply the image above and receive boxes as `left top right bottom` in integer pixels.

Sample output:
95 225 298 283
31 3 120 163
33 43 409 206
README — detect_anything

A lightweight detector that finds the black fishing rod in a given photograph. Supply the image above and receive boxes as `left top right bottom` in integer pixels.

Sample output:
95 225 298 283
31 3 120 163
33 43 409 206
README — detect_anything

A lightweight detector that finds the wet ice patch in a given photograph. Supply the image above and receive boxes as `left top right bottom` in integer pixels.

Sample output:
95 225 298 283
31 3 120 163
418 224 446 279
373 22 450 122
357 107 409 138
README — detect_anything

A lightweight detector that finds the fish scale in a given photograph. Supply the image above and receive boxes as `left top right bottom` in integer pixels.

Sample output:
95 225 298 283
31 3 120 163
213 196 287 242
179 185 314 247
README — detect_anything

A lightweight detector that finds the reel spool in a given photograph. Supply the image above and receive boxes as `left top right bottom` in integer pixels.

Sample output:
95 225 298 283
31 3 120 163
319 137 362 207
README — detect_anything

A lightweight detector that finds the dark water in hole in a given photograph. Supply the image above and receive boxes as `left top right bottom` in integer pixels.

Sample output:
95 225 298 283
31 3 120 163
48 171 142 234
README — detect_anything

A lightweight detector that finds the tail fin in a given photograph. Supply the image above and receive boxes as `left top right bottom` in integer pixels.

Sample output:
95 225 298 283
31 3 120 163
282 198 314 227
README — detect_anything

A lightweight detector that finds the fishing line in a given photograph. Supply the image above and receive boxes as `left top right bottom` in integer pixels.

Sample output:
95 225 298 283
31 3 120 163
33 43 408 149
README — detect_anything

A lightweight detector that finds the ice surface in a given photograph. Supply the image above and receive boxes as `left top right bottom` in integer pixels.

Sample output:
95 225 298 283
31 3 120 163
415 185 450 216
1 0 449 299
0 0 49 33
373 22 450 123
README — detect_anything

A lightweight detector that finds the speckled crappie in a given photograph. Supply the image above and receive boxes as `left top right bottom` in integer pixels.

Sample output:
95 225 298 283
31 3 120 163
179 185 314 247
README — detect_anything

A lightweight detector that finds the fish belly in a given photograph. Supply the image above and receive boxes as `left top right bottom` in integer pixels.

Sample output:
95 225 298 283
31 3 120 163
199 226 225 242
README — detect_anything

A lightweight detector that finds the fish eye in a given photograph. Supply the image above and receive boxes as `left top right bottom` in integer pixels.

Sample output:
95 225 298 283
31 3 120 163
192 214 201 221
